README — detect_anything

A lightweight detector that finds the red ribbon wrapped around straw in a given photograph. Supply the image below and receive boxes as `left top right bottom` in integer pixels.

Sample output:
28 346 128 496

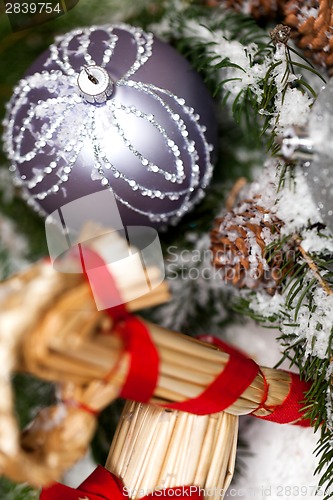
40 466 204 500
256 371 311 427
77 244 311 425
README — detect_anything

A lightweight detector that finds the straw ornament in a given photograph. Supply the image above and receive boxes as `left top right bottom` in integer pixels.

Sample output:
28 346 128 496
105 401 238 500
0 231 169 487
0 230 311 489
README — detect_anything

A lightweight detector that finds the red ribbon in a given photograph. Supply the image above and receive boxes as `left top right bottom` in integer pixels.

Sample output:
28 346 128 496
40 466 203 500
117 315 159 402
78 244 159 403
163 335 259 415
78 243 129 322
77 245 311 424
255 372 312 426
195 337 311 425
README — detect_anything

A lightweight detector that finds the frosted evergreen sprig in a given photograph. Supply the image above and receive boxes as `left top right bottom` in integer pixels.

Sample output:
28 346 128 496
229 177 333 497
152 5 321 150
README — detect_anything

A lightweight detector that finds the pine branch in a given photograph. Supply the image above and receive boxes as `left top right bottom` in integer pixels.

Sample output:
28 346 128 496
278 329 333 499
296 242 333 297
237 236 333 495
154 6 324 155
0 479 39 500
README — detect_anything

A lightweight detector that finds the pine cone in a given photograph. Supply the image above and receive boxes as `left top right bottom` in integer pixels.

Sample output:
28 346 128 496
211 198 287 294
283 0 333 75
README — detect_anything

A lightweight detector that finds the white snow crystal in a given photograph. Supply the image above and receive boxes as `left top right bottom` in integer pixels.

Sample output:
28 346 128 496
276 87 313 131
302 228 333 253
275 169 322 234
180 20 269 101
283 286 333 359
247 290 285 318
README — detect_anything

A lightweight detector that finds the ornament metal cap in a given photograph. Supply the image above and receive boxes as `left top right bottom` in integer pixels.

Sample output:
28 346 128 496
280 126 314 160
77 65 114 104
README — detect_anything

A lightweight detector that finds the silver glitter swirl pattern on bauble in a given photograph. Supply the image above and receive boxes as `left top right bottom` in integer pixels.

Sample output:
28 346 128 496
2 24 217 227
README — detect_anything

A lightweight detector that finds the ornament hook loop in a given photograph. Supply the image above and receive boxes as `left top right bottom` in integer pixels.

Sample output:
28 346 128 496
84 65 99 85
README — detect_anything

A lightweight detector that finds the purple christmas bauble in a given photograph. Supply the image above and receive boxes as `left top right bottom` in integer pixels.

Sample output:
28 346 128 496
3 24 217 227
